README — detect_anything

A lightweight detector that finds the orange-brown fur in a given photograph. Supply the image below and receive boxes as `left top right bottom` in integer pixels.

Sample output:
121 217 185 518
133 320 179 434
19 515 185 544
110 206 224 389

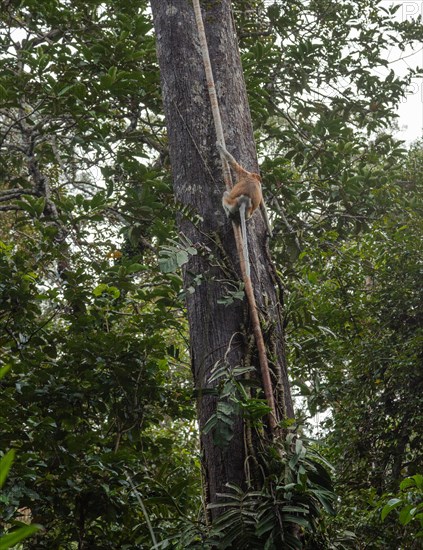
217 144 262 219
217 143 264 278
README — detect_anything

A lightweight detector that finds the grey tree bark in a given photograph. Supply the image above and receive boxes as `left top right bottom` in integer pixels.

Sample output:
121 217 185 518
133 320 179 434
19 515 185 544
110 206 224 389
150 0 294 513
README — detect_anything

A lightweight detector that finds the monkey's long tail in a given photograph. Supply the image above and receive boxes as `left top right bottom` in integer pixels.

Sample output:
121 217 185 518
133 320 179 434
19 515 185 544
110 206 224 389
238 197 251 278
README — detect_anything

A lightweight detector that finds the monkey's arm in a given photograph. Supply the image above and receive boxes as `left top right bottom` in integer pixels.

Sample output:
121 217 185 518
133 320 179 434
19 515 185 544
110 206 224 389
216 142 244 173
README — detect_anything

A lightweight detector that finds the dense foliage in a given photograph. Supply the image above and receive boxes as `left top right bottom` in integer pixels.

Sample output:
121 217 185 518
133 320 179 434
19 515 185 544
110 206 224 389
0 0 421 548
288 143 423 548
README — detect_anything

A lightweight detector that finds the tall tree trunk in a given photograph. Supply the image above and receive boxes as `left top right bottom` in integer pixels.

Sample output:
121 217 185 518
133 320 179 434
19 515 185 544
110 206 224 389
150 0 294 513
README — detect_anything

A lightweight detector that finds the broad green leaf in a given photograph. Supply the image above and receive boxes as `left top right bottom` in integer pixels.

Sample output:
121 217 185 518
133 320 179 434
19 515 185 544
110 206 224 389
400 475 423 491
381 498 402 521
0 524 41 549
0 364 11 380
0 450 15 489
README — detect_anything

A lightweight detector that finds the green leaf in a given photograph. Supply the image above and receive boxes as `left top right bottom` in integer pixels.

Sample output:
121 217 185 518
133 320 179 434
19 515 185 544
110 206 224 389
158 256 178 273
281 515 310 528
0 450 15 489
381 498 402 521
400 475 423 491
0 525 41 549
127 263 145 273
93 283 109 296
0 364 11 380
0 84 7 100
15 197 46 217
58 83 76 97
202 415 217 434
72 82 87 99
255 516 275 537
176 250 189 267
399 504 415 526
108 66 118 80
100 74 115 89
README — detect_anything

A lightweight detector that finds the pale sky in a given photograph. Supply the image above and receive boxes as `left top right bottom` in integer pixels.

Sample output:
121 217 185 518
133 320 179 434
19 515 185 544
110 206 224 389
381 1 423 144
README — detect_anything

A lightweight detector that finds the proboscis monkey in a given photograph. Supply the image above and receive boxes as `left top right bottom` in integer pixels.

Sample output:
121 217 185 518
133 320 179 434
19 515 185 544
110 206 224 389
217 142 271 277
